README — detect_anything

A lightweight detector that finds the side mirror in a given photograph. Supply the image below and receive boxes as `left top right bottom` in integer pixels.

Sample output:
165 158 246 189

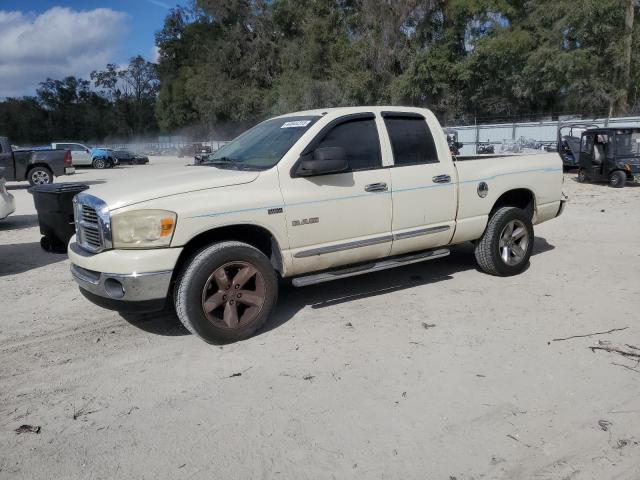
296 147 349 177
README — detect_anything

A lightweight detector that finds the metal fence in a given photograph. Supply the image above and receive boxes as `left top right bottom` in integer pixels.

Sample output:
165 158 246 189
446 115 640 156
103 140 229 155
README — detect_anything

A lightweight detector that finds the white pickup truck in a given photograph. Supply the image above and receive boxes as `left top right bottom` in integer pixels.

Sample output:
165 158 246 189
68 107 565 343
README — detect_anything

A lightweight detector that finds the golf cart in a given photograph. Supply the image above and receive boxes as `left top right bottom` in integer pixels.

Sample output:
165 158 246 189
558 123 596 167
577 128 640 188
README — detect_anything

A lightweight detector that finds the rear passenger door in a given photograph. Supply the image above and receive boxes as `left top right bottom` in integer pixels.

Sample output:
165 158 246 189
279 113 393 275
381 112 457 256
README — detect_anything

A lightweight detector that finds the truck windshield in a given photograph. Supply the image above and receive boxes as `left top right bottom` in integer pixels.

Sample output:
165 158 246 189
203 116 319 170
615 131 640 157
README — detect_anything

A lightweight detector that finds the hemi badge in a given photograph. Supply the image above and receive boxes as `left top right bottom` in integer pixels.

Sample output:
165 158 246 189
268 207 283 215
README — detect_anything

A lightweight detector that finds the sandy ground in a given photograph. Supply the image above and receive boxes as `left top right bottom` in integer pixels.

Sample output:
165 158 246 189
1 157 639 480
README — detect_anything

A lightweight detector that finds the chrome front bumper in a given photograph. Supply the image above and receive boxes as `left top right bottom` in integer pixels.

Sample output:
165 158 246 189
70 263 172 302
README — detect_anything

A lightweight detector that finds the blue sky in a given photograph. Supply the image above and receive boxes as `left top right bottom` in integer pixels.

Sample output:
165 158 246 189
0 0 186 97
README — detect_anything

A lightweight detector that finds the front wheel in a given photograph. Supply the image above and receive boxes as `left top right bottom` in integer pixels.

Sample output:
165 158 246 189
92 157 106 169
174 241 278 343
28 166 53 186
610 170 626 188
474 207 534 276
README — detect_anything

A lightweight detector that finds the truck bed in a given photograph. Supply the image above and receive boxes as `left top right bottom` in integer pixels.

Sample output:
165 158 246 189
451 152 563 244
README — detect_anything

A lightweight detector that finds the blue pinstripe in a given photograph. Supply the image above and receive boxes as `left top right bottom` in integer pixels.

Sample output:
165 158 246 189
188 167 562 219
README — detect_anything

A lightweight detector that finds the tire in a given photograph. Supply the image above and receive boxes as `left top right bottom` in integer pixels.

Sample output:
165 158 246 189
610 170 626 188
474 206 534 276
92 157 106 169
28 166 53 186
174 241 278 343
577 168 588 183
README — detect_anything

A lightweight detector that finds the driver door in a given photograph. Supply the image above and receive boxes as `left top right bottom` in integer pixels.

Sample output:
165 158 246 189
278 113 393 276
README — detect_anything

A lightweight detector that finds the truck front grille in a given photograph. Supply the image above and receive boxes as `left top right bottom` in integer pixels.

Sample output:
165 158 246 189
74 195 110 253
81 205 99 223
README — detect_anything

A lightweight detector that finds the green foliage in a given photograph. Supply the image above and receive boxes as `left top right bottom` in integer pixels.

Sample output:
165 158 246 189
2 0 637 144
0 56 159 144
155 0 639 134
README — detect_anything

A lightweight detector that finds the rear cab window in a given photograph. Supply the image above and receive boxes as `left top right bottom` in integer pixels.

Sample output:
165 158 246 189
382 112 439 166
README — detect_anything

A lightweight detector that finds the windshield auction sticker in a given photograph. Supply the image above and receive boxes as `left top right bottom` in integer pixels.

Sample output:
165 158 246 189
281 120 311 129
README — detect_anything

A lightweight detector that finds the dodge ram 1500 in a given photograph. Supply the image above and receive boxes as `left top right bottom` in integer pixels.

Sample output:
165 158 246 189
68 107 566 343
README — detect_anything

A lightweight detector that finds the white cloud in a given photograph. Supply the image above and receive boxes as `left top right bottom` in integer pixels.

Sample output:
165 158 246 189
150 45 160 63
0 7 128 97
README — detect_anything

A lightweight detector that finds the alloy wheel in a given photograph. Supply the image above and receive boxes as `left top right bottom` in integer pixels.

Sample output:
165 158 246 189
32 170 50 184
498 219 529 266
201 261 266 329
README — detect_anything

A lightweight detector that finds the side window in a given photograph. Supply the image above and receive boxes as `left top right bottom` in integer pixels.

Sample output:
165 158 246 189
315 118 381 171
71 144 85 152
581 135 594 153
384 115 439 165
55 144 68 150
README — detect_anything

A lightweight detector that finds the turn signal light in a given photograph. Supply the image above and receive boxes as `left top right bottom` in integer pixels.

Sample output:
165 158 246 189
160 217 176 237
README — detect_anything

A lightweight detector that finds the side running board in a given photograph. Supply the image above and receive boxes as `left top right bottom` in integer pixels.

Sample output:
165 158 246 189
292 248 450 287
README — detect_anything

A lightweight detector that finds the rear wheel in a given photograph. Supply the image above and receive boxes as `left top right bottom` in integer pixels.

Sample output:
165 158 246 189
28 166 53 186
174 241 278 343
577 168 588 183
474 207 534 276
610 170 626 188
92 157 106 169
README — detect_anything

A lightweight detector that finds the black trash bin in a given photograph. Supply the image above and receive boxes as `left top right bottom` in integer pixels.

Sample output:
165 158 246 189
29 183 89 253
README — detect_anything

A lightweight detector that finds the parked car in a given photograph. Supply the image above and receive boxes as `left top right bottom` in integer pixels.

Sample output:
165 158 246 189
0 176 15 219
51 142 93 166
178 143 212 158
68 106 565 344
51 142 118 169
576 127 640 188
112 149 149 165
476 143 495 154
90 148 119 169
1 137 74 185
501 140 521 153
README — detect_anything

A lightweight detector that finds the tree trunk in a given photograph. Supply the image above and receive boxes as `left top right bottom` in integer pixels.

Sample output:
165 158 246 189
618 0 635 114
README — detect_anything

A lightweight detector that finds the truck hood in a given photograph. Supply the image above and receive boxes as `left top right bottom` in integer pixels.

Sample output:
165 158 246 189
86 166 260 210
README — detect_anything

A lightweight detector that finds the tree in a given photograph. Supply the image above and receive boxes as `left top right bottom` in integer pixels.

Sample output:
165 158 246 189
91 56 159 137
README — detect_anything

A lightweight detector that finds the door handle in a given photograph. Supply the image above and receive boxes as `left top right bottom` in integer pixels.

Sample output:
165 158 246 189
432 174 451 184
365 182 388 192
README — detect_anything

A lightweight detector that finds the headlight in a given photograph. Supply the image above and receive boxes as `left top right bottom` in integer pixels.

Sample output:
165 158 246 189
111 210 176 249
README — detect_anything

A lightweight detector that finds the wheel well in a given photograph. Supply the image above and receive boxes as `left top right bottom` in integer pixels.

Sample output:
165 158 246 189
173 224 283 278
26 163 52 176
490 189 535 219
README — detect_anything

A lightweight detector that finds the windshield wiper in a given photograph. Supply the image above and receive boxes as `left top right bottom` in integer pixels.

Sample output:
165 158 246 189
205 156 241 169
205 157 265 171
